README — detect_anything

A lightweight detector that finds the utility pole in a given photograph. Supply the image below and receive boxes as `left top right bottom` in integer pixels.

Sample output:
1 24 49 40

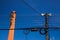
8 11 16 40
41 13 51 40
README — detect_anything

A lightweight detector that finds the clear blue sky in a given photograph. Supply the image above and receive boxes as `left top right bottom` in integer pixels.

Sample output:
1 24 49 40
0 0 60 40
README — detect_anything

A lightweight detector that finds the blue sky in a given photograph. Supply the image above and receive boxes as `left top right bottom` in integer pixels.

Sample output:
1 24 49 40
0 0 60 40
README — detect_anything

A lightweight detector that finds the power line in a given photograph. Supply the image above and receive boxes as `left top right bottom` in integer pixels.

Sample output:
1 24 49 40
0 27 60 30
22 0 40 14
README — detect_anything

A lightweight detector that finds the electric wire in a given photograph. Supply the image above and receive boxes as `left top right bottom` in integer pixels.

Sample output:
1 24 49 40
21 0 40 14
0 27 60 30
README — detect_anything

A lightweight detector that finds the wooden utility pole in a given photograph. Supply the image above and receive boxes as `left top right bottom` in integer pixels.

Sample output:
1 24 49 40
41 13 51 40
8 11 16 40
45 13 49 40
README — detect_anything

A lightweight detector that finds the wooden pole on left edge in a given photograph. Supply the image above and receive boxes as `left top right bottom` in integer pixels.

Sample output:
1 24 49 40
8 10 16 40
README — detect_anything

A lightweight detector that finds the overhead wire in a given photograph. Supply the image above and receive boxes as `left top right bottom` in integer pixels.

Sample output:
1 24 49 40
0 27 60 30
21 0 40 14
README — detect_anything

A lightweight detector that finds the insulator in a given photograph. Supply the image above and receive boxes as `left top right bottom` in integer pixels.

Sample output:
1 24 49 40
39 28 47 35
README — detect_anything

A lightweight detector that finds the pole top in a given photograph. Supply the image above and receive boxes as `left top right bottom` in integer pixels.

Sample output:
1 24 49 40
41 13 52 16
11 10 16 13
